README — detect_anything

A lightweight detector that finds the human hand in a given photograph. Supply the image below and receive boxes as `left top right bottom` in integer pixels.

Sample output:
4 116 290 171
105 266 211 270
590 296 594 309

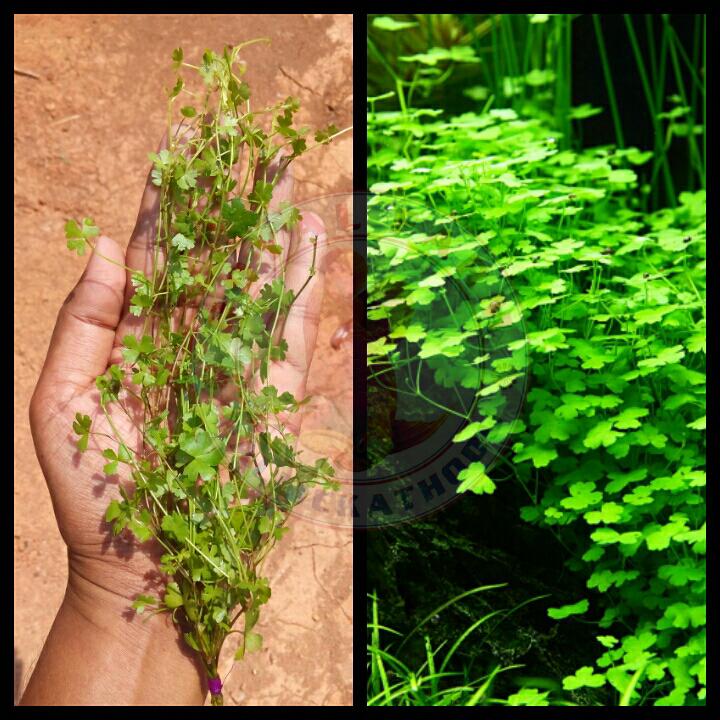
27 143 327 690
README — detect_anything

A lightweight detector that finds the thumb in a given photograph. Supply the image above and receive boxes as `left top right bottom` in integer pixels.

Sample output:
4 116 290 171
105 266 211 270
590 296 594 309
36 236 126 405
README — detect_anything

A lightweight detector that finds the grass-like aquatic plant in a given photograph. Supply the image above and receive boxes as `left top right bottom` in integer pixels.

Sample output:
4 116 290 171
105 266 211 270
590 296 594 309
367 590 573 706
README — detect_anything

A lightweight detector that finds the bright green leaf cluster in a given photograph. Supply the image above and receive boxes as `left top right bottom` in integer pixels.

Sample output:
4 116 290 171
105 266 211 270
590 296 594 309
368 84 705 706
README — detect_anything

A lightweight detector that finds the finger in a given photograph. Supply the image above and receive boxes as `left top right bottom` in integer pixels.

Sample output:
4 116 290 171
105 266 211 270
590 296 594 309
113 163 162 348
241 152 294 279
263 151 294 267
264 212 328 420
254 150 294 213
114 123 236 353
36 236 126 404
114 125 192 347
267 155 294 272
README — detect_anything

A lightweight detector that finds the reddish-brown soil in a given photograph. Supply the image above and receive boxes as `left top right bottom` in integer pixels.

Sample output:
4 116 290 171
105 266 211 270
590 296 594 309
14 14 352 706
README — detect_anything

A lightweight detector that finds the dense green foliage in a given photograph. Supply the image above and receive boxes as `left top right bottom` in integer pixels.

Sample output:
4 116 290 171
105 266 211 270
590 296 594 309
368 14 705 707
369 13 706 209
67 43 338 703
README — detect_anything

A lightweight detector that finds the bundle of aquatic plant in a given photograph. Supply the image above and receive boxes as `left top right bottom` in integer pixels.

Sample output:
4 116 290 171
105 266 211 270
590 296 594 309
67 42 340 705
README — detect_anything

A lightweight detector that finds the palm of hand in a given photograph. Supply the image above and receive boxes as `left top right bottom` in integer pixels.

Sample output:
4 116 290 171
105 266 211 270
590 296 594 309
30 154 326 604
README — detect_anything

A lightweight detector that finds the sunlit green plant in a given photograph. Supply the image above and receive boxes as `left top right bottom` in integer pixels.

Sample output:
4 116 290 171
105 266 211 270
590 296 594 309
369 14 706 208
368 42 705 705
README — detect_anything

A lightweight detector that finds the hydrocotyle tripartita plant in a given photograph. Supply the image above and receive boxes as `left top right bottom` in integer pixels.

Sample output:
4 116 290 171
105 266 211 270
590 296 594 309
66 41 342 705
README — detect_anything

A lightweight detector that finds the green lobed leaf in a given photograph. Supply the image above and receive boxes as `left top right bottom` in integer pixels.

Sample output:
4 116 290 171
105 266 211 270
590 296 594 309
548 598 589 620
456 462 496 495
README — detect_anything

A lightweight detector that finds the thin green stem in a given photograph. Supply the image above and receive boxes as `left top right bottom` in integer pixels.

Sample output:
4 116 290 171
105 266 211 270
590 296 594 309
624 13 676 207
663 15 705 188
592 14 625 149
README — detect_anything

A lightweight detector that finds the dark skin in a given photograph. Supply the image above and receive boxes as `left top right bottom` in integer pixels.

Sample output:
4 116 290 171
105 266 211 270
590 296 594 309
23 144 327 705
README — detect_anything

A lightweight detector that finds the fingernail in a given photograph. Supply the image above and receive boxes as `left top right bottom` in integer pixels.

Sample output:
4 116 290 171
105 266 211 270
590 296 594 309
301 211 325 237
